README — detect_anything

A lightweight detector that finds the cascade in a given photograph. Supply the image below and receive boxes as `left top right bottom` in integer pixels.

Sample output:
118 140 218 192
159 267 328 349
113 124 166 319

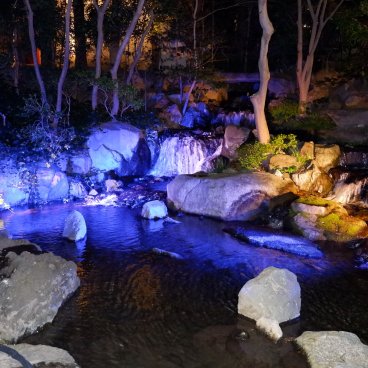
330 169 368 206
340 151 368 168
150 135 222 177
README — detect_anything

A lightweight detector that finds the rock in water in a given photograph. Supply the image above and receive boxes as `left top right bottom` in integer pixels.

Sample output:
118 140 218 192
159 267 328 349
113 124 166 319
238 267 300 340
141 200 168 219
0 251 80 343
0 343 80 367
62 210 87 241
296 331 368 368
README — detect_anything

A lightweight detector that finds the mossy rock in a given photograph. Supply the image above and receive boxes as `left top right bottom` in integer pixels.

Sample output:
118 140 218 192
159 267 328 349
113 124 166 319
317 212 368 241
296 196 347 215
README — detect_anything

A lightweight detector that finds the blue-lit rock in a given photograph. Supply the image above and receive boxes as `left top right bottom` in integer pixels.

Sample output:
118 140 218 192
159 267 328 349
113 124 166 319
87 121 144 173
296 331 368 368
167 172 297 221
0 251 80 343
238 267 301 340
0 344 80 367
141 200 168 219
62 210 87 241
229 228 323 258
36 167 69 202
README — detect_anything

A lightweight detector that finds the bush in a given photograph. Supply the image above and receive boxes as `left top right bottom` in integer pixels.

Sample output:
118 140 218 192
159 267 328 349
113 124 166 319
237 133 299 171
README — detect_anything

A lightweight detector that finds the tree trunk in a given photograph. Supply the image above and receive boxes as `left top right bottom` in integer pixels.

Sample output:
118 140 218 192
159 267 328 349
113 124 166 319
53 0 73 128
193 0 199 71
126 11 154 85
92 0 111 110
12 26 20 94
250 0 274 144
73 0 87 69
296 0 345 114
110 0 146 118
23 0 48 105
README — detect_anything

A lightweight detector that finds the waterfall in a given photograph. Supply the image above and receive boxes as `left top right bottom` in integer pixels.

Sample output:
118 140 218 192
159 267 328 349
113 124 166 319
330 169 368 206
150 135 222 177
340 151 368 168
213 111 255 127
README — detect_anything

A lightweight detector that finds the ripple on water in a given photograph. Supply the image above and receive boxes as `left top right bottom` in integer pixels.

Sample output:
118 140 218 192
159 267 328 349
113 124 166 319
2 204 368 367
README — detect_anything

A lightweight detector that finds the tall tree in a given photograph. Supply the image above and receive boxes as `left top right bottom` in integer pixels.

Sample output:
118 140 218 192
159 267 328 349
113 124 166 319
250 0 274 144
296 0 344 113
54 0 73 128
91 0 111 110
73 0 87 69
110 0 146 117
23 0 48 105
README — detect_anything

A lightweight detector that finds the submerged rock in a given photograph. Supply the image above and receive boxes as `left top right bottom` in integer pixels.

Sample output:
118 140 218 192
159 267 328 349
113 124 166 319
167 172 296 221
0 251 80 343
62 210 87 241
141 200 168 219
151 247 184 260
0 343 79 368
238 267 301 341
296 331 368 368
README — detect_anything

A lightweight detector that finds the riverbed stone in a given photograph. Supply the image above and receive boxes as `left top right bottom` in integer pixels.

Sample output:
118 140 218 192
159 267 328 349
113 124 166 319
296 331 368 368
238 267 301 323
0 344 79 368
141 200 168 219
167 172 296 221
0 251 80 343
62 210 87 241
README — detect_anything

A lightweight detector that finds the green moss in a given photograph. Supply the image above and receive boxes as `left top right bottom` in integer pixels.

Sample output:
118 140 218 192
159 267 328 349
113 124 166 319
296 196 336 207
317 213 367 238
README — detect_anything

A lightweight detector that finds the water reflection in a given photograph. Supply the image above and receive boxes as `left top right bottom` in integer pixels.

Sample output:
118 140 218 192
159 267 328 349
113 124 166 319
1 204 368 368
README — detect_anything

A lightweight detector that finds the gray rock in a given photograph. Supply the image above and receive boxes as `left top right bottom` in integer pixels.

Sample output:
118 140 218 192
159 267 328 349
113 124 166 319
62 210 87 241
0 252 80 343
292 213 326 241
238 267 301 340
69 181 88 199
222 125 250 160
296 331 368 368
268 154 298 171
167 172 296 221
0 343 79 368
36 168 69 202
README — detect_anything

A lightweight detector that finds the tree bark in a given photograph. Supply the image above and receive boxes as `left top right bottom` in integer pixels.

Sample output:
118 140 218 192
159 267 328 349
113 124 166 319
110 0 146 118
126 11 154 85
12 26 20 94
23 0 48 105
92 0 111 110
53 0 73 128
296 0 345 114
250 0 274 144
73 0 87 69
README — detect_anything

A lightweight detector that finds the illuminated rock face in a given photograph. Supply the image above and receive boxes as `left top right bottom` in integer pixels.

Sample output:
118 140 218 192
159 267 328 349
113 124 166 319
87 121 150 176
167 172 296 221
238 267 300 341
296 331 368 368
62 210 87 241
0 344 80 368
0 252 80 343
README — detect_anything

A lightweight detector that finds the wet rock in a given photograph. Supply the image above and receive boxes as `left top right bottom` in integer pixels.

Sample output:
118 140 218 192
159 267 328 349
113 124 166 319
292 213 326 241
0 343 79 367
159 104 182 126
62 210 87 241
59 152 92 175
167 172 297 221
291 202 329 216
238 267 301 341
151 247 184 260
299 142 314 160
69 181 88 199
36 167 69 203
141 200 168 219
268 154 298 171
0 252 80 343
296 331 368 368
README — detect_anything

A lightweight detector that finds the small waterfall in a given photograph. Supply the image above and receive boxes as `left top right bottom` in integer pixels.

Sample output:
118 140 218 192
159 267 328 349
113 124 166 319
330 169 368 206
213 111 255 127
150 135 222 177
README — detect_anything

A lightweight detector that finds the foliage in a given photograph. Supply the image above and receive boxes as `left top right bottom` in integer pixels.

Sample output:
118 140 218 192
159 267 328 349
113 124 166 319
93 76 143 119
269 100 299 122
21 95 76 167
237 133 299 171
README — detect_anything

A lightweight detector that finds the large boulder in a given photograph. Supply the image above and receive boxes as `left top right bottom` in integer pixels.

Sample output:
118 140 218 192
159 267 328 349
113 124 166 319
296 331 368 368
59 151 92 175
62 210 87 241
36 167 69 202
87 121 149 176
0 251 80 343
0 344 79 368
167 172 296 221
238 267 301 341
314 144 341 172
